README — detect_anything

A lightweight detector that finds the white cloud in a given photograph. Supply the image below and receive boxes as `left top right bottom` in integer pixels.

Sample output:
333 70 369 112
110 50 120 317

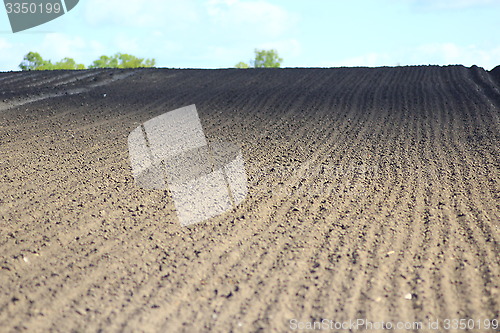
195 45 244 67
407 0 499 9
0 38 20 71
177 0 300 68
327 52 393 68
0 0 298 70
206 0 298 39
88 40 107 57
257 39 301 58
83 0 199 29
0 38 12 50
40 33 86 60
0 37 80 71
114 34 140 54
414 43 500 69
325 43 500 70
188 39 300 68
7 33 113 68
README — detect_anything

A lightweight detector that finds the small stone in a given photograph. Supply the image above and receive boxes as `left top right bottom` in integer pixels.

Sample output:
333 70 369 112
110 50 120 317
75 308 85 315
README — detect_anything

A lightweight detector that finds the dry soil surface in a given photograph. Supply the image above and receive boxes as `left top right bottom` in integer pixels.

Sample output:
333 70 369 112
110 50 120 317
0 66 499 332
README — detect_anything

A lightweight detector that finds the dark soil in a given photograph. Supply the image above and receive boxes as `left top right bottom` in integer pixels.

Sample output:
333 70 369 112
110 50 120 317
0 66 499 332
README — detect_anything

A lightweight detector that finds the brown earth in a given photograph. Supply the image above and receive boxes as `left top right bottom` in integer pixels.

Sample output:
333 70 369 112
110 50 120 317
0 66 499 332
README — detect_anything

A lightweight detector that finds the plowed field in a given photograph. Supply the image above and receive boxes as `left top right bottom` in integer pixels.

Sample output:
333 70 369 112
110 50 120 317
0 66 499 332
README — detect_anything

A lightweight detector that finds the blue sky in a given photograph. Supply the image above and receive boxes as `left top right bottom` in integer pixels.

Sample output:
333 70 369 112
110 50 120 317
0 0 499 71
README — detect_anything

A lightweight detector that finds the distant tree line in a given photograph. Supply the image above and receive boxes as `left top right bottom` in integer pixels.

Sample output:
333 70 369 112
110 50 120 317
18 48 282 70
236 49 283 68
19 52 156 70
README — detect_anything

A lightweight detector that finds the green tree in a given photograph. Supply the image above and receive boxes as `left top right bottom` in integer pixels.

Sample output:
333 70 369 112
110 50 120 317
53 57 85 70
88 55 118 69
236 49 283 68
19 52 53 70
252 49 282 68
19 51 156 71
235 61 250 69
19 52 85 70
89 53 156 69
